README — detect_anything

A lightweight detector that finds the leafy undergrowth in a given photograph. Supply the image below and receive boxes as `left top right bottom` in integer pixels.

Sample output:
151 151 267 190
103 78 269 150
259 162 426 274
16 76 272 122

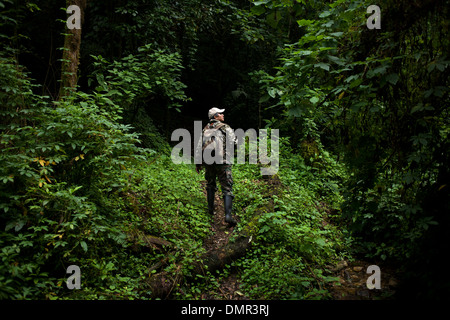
1 54 350 299
175 140 352 300
1 99 349 300
1 131 350 300
60 156 212 300
1 99 350 299
226 147 350 300
0 58 211 299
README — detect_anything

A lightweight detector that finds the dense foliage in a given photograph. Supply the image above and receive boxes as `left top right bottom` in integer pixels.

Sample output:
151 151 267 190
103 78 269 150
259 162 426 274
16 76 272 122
1 0 448 300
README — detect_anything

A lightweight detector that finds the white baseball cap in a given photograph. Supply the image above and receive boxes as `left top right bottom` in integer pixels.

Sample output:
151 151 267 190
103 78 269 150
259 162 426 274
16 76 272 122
208 107 225 119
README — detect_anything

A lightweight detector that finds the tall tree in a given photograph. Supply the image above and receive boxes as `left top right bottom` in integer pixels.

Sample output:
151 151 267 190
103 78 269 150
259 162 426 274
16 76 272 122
58 0 87 99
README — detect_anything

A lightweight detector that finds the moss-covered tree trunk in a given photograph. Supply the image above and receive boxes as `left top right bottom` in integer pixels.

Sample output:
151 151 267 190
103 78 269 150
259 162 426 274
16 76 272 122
58 0 87 100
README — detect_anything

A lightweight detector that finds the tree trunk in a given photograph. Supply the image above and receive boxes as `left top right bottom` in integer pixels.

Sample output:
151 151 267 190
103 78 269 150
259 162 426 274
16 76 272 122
145 235 252 299
58 0 87 100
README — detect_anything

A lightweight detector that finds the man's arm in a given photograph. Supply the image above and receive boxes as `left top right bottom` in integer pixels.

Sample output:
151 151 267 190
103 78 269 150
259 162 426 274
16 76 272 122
194 126 205 173
222 124 237 164
223 125 237 145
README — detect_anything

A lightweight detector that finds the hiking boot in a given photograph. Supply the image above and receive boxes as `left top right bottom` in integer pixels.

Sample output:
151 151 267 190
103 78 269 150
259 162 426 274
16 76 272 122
207 188 215 215
224 194 237 227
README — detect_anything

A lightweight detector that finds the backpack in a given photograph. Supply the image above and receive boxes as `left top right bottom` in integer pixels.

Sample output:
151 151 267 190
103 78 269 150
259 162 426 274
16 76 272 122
202 123 226 164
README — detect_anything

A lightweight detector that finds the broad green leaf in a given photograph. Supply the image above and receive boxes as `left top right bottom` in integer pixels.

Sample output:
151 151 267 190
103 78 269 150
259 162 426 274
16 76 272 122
287 106 303 117
367 65 387 78
80 241 88 252
349 78 362 89
251 5 266 15
297 19 314 27
314 62 330 71
309 96 319 104
386 73 399 85
319 11 331 18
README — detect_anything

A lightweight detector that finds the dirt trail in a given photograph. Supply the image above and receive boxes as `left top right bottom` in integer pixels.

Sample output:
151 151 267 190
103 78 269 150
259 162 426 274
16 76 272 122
202 187 234 253
200 182 249 300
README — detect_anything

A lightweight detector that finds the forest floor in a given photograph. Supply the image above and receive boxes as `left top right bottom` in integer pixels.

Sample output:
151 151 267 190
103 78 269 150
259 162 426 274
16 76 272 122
198 183 399 300
200 182 249 300
327 259 398 300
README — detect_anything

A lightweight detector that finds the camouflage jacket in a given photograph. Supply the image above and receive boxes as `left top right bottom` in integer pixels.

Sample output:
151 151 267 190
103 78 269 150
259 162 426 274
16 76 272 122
196 119 236 165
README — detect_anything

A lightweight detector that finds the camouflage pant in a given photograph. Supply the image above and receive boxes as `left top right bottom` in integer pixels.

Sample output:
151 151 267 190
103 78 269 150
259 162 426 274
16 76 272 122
205 164 233 197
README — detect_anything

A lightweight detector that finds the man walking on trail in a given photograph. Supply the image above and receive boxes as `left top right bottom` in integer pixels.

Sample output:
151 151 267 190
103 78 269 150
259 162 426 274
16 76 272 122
196 107 237 227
